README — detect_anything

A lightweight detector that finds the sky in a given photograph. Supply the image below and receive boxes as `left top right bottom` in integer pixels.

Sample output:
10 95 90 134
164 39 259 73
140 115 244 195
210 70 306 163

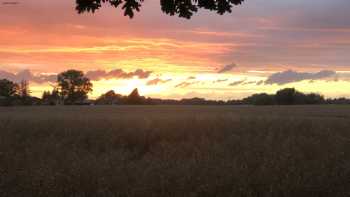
0 0 350 100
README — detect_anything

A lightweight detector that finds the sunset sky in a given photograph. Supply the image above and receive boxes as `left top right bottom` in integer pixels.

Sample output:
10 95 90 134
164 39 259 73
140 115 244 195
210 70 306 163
1 0 350 100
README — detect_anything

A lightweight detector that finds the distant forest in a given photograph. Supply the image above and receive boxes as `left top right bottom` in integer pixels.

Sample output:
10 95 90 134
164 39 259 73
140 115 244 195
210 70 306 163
1 69 350 106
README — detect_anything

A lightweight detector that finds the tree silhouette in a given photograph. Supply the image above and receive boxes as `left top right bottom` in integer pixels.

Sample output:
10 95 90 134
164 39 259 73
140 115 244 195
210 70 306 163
243 93 275 105
274 88 324 105
0 79 19 106
19 80 31 98
18 80 36 105
42 88 61 105
275 88 298 105
57 70 93 105
76 0 245 19
127 88 145 104
95 90 123 105
0 79 18 98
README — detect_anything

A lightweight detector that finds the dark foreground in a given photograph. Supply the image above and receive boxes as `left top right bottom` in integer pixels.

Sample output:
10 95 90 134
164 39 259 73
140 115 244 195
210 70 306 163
1 105 350 197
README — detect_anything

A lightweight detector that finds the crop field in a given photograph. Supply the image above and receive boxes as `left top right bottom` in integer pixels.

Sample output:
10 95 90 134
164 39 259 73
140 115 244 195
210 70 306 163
1 105 350 197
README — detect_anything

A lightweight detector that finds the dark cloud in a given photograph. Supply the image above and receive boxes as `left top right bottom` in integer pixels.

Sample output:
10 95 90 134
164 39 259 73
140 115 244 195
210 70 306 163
0 69 56 84
86 69 152 80
146 78 171 86
265 70 336 85
218 63 237 73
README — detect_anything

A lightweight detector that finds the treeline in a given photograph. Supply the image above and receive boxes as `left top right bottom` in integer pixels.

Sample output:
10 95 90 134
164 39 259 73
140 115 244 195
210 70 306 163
240 88 326 105
1 69 350 106
94 88 344 106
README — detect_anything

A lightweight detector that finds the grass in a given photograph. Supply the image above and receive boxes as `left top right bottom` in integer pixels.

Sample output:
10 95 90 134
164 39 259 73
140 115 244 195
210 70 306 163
0 105 350 197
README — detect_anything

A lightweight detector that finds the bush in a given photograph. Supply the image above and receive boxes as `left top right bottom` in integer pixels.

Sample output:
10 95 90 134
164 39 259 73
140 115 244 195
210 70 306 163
243 93 275 105
273 88 324 105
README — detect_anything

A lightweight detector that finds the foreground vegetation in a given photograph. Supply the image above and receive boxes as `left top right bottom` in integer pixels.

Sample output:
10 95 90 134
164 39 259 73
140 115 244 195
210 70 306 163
1 105 350 197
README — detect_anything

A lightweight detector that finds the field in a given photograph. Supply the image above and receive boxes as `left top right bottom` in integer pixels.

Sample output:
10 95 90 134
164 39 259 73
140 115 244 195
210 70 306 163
1 105 350 197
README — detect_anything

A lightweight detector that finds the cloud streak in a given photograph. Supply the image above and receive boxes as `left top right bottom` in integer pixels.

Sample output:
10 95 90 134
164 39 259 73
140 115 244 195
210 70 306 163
229 79 246 86
265 70 336 85
146 78 171 86
86 69 152 80
175 81 199 88
0 69 56 84
0 68 153 84
218 63 237 73
213 79 228 83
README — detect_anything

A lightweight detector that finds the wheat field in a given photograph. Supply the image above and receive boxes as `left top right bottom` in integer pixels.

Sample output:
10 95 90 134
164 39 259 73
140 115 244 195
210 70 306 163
0 105 350 197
